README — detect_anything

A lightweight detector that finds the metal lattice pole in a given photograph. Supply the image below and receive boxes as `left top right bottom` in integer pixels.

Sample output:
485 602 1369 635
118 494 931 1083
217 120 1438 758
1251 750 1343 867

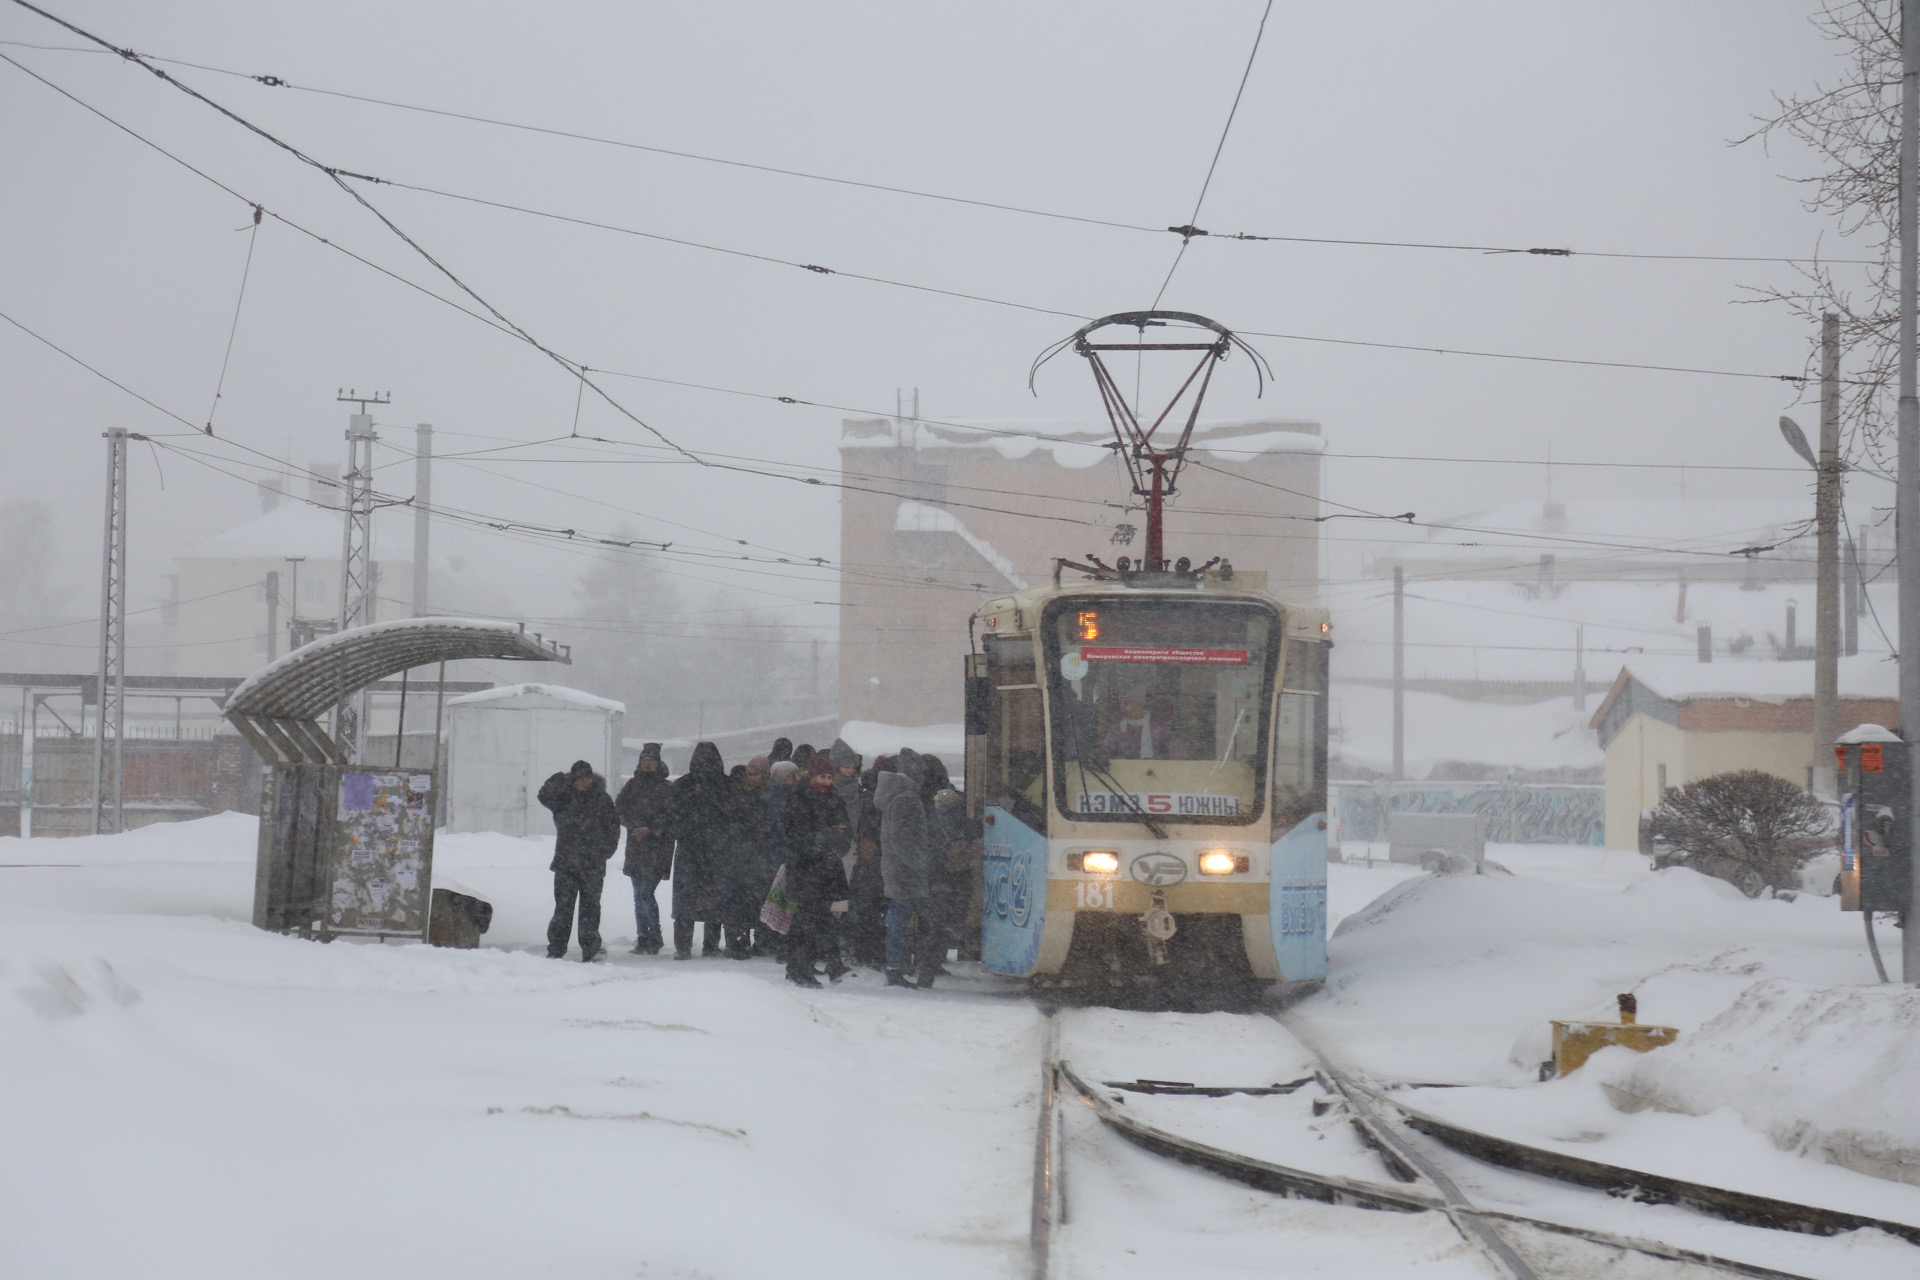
92 428 130 834
335 392 387 760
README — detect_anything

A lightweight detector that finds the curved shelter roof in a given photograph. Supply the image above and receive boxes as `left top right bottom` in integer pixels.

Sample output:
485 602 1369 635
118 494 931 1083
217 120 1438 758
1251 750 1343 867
224 617 568 765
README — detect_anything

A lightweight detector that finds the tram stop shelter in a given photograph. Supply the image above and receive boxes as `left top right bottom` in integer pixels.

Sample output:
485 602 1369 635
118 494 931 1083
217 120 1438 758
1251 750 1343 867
223 618 568 939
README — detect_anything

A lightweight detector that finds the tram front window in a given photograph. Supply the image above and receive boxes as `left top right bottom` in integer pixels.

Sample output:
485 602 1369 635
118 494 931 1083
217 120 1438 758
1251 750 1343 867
1047 598 1278 825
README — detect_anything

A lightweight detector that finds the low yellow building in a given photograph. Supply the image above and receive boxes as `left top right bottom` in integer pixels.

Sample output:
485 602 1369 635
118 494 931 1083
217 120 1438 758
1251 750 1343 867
1590 656 1898 850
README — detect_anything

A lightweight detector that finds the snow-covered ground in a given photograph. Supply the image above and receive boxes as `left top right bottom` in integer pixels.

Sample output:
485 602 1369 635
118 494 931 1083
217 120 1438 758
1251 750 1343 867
6 818 1919 1278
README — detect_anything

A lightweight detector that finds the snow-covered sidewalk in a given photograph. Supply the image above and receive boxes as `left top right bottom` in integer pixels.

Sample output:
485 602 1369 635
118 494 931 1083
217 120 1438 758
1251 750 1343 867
1 815 1036 1280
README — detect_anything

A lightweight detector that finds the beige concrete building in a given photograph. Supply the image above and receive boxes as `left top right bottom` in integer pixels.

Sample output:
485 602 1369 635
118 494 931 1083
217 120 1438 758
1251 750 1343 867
1589 656 1899 849
837 416 1322 728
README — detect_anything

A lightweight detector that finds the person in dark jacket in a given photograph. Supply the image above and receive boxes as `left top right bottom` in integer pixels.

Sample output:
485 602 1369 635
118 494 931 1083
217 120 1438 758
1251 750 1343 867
791 743 815 769
780 753 851 986
667 742 735 959
538 759 621 961
732 756 777 958
878 749 938 987
845 753 890 967
614 743 674 955
768 737 793 764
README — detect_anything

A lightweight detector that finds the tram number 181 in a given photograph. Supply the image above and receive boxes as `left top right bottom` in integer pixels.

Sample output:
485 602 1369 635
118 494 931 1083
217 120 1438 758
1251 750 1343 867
1074 881 1116 910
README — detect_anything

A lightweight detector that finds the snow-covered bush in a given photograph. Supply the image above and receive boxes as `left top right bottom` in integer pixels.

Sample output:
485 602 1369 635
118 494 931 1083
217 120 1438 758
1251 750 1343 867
1645 770 1829 896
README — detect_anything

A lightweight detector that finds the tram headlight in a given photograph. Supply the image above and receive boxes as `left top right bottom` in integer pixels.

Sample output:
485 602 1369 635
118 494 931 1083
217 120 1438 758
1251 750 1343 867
1073 850 1121 875
1198 849 1247 875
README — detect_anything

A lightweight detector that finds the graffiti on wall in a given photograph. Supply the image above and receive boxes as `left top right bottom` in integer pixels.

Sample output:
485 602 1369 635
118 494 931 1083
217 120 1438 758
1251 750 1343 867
1332 783 1604 847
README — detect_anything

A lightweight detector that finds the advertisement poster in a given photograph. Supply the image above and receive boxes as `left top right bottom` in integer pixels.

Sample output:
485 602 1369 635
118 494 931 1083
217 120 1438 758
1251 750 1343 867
981 805 1047 976
326 771 435 936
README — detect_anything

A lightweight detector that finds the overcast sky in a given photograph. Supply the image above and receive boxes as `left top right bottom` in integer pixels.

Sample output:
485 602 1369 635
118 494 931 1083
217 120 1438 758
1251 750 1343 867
0 1 1873 655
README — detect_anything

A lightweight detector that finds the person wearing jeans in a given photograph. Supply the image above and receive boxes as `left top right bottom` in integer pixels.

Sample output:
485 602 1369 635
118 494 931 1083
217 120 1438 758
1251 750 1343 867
615 743 674 954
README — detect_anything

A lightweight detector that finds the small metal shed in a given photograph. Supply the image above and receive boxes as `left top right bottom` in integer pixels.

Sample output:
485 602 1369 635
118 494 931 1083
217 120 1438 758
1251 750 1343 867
444 683 626 836
223 618 568 936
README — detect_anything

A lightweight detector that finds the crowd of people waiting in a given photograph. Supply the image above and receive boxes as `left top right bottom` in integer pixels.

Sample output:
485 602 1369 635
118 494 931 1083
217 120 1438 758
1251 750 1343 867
536 738 982 989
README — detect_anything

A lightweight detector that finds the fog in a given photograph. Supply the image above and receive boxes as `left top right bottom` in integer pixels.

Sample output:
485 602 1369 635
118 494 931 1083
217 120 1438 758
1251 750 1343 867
0 1 1862 691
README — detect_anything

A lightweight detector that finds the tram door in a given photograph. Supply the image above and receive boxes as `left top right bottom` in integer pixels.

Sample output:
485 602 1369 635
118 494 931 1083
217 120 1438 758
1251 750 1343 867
974 635 1050 974
1270 637 1329 980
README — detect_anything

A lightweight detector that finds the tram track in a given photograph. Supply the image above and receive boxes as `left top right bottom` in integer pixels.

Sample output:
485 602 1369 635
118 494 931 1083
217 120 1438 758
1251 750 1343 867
1026 1001 1918 1280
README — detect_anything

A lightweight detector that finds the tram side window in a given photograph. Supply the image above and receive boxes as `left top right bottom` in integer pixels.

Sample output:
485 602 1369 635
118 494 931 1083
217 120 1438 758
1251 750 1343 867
984 637 1047 832
1272 639 1327 831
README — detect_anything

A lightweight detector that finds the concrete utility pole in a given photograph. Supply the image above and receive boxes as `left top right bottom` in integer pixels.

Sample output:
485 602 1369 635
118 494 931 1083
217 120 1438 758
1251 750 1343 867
1392 564 1405 781
284 556 305 654
92 428 131 835
1814 313 1842 797
412 423 432 616
264 570 280 662
1900 0 1920 983
1573 624 1587 712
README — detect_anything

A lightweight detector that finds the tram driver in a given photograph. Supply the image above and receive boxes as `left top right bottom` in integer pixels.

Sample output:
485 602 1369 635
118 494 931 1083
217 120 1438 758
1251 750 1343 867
1100 687 1188 760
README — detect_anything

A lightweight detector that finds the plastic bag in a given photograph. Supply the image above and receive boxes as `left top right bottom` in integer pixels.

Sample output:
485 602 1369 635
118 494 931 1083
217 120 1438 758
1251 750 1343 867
759 864 795 934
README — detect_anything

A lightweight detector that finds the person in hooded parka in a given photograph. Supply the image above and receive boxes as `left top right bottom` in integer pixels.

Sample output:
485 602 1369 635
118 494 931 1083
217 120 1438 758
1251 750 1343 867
665 741 734 959
877 748 939 987
614 743 674 955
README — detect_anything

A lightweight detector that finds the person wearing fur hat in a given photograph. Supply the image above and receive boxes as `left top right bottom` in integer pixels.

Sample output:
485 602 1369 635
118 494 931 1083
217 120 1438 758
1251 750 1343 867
537 759 621 961
615 744 674 955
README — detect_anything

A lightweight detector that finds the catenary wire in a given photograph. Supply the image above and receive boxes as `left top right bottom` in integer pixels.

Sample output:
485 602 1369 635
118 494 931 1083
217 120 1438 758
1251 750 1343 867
1153 0 1275 308
0 36 1873 266
4 9 707 467
1 43 1844 394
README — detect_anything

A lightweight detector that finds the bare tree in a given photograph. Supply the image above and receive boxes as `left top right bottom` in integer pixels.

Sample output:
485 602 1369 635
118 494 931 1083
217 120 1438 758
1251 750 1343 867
1646 769 1830 893
1739 1 1900 459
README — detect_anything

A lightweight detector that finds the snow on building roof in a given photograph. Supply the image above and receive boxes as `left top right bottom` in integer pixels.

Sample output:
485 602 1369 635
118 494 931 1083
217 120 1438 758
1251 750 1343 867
841 417 1321 468
446 682 625 714
1606 653 1898 705
182 501 363 562
895 500 1027 590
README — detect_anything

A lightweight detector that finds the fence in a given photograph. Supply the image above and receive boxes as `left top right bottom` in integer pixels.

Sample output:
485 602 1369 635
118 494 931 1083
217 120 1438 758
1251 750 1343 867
1330 781 1605 847
0 732 263 836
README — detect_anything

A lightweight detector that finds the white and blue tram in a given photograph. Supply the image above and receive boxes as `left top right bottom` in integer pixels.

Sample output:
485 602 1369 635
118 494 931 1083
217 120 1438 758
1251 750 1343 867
965 569 1330 990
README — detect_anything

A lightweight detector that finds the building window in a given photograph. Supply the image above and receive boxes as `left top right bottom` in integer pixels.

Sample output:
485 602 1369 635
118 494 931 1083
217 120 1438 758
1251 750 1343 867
1656 763 1668 796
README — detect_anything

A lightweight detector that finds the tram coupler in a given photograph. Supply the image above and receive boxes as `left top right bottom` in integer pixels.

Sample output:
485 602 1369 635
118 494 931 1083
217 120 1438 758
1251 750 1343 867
1142 889 1177 965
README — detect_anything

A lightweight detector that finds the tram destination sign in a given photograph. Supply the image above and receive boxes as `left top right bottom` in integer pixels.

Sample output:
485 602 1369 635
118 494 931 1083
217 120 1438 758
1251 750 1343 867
1081 645 1248 665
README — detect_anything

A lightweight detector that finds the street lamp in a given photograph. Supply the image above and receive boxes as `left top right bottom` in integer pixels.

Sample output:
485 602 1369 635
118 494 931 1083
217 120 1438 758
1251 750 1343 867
1779 407 1839 800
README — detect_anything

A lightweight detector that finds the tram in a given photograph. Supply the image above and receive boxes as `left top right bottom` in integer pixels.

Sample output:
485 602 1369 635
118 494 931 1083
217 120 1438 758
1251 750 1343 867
965 312 1330 990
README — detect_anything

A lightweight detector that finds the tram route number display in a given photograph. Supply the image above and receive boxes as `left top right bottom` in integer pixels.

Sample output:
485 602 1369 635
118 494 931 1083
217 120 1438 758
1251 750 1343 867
1075 790 1243 817
1081 646 1248 665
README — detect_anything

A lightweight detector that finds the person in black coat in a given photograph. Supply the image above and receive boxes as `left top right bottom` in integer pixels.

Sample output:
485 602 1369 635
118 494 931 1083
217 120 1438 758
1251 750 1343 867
666 742 735 959
845 754 891 967
537 759 621 961
781 755 851 986
614 743 674 955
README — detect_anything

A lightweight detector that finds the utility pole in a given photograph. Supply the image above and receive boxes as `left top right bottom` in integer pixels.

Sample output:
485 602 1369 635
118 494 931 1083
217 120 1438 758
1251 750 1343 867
92 427 133 835
264 570 280 662
336 389 388 760
1573 624 1587 712
1899 0 1919 983
413 423 432 616
1815 313 1842 797
1392 565 1405 782
285 556 305 653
